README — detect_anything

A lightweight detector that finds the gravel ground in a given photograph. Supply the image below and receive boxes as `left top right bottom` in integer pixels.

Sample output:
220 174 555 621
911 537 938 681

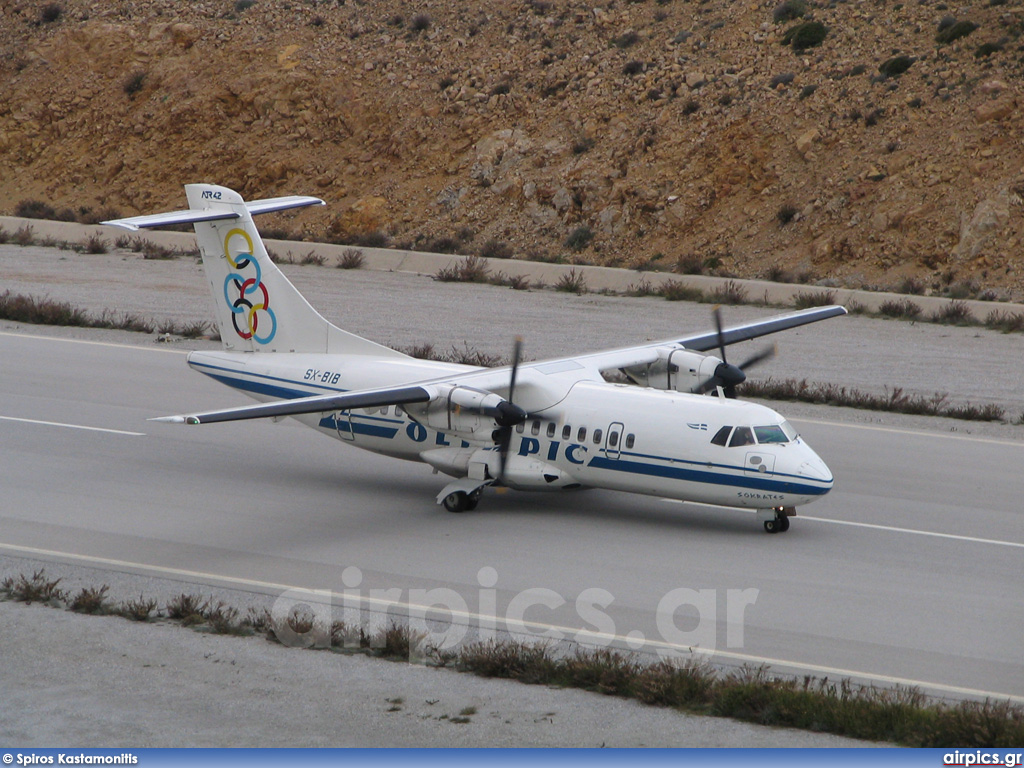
0 573 880 747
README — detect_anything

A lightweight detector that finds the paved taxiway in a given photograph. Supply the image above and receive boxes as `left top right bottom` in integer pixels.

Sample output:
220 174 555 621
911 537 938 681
1 325 1022 703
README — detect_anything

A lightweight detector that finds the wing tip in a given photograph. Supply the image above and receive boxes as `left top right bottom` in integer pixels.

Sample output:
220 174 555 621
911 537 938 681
148 415 193 425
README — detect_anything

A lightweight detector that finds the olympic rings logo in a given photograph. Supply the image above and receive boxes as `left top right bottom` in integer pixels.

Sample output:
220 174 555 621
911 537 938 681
222 228 277 344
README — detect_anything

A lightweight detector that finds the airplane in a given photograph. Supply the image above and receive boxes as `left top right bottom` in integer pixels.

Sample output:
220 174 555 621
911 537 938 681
104 183 846 534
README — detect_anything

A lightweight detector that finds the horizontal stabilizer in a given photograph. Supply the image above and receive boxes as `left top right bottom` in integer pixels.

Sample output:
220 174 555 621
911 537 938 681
244 195 326 217
102 195 324 231
102 209 238 231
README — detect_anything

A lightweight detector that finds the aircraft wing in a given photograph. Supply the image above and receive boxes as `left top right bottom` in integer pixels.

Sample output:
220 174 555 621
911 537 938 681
664 305 847 352
153 384 432 424
563 305 848 373
154 305 846 425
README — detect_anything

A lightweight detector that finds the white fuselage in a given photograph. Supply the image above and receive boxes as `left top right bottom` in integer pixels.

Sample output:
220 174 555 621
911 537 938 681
188 349 834 510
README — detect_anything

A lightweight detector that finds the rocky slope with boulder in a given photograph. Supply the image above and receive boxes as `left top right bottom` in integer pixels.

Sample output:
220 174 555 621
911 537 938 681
1 0 1022 296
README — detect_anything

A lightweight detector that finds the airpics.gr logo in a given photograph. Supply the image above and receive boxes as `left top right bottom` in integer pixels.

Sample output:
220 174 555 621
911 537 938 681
222 228 277 344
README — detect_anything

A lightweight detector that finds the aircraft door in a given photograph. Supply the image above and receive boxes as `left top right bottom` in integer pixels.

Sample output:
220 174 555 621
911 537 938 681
604 421 625 460
335 410 355 441
744 451 775 476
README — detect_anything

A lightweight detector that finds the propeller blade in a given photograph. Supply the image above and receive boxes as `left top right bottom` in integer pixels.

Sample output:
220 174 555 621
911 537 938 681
508 336 522 403
713 306 727 365
497 337 525 485
736 343 776 372
496 425 512 483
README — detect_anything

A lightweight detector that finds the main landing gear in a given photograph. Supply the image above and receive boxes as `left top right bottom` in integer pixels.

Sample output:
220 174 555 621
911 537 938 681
442 488 483 513
759 506 794 534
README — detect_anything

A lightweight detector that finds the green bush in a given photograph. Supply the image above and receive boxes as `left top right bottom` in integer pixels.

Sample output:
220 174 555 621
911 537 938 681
1 570 65 604
554 268 588 294
40 3 62 23
434 255 490 283
122 71 146 97
879 56 914 78
612 31 639 48
936 20 978 44
14 200 55 219
878 297 922 319
782 21 828 50
479 239 514 259
565 226 594 251
70 585 110 614
660 280 704 302
777 204 798 225
773 0 807 23
793 289 837 309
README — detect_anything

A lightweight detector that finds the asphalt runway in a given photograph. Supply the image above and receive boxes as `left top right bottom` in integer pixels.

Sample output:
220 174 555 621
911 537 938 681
1 328 1022 702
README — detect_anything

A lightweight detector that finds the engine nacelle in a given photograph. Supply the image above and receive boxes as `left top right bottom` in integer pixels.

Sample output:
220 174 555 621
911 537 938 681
622 346 723 394
408 385 507 443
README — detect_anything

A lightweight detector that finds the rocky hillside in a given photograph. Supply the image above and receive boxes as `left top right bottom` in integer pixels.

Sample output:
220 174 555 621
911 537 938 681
2 0 1022 296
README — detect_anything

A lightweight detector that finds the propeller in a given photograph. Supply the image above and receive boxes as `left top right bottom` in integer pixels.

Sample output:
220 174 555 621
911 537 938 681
696 307 776 398
492 337 529 483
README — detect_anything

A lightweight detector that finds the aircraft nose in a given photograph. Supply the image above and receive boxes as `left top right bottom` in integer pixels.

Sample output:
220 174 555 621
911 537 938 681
797 451 834 490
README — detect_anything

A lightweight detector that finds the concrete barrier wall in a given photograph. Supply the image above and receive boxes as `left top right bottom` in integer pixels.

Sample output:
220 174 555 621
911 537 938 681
3 215 1022 319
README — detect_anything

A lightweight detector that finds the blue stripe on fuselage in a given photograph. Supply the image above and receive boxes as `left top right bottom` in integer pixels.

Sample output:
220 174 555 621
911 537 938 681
317 413 400 440
586 455 830 496
617 449 829 488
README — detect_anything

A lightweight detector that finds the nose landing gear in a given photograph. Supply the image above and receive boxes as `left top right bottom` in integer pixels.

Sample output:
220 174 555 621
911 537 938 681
759 506 794 534
442 488 484 513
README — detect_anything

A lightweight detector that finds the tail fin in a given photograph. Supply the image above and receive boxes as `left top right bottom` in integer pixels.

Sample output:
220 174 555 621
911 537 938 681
105 183 405 357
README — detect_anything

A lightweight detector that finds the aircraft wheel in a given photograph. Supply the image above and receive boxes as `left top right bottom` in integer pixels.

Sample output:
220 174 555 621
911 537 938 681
778 514 791 532
763 518 780 534
465 489 482 512
443 491 471 513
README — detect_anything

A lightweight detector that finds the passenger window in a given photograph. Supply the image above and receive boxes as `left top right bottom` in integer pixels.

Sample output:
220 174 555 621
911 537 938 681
711 426 732 447
562 425 571 440
578 427 587 442
625 434 635 449
516 422 525 434
547 422 556 438
729 427 754 447
395 405 404 416
593 428 603 444
381 406 389 416
531 420 541 436
609 431 619 448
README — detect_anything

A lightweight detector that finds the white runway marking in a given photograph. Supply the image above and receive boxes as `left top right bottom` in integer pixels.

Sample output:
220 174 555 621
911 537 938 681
1 540 1021 704
0 415 145 437
799 515 1024 549
791 415 1024 448
0 329 188 355
662 499 1023 549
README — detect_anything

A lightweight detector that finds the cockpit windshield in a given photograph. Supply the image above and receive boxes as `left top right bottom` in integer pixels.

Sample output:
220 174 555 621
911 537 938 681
711 421 798 447
753 425 789 444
